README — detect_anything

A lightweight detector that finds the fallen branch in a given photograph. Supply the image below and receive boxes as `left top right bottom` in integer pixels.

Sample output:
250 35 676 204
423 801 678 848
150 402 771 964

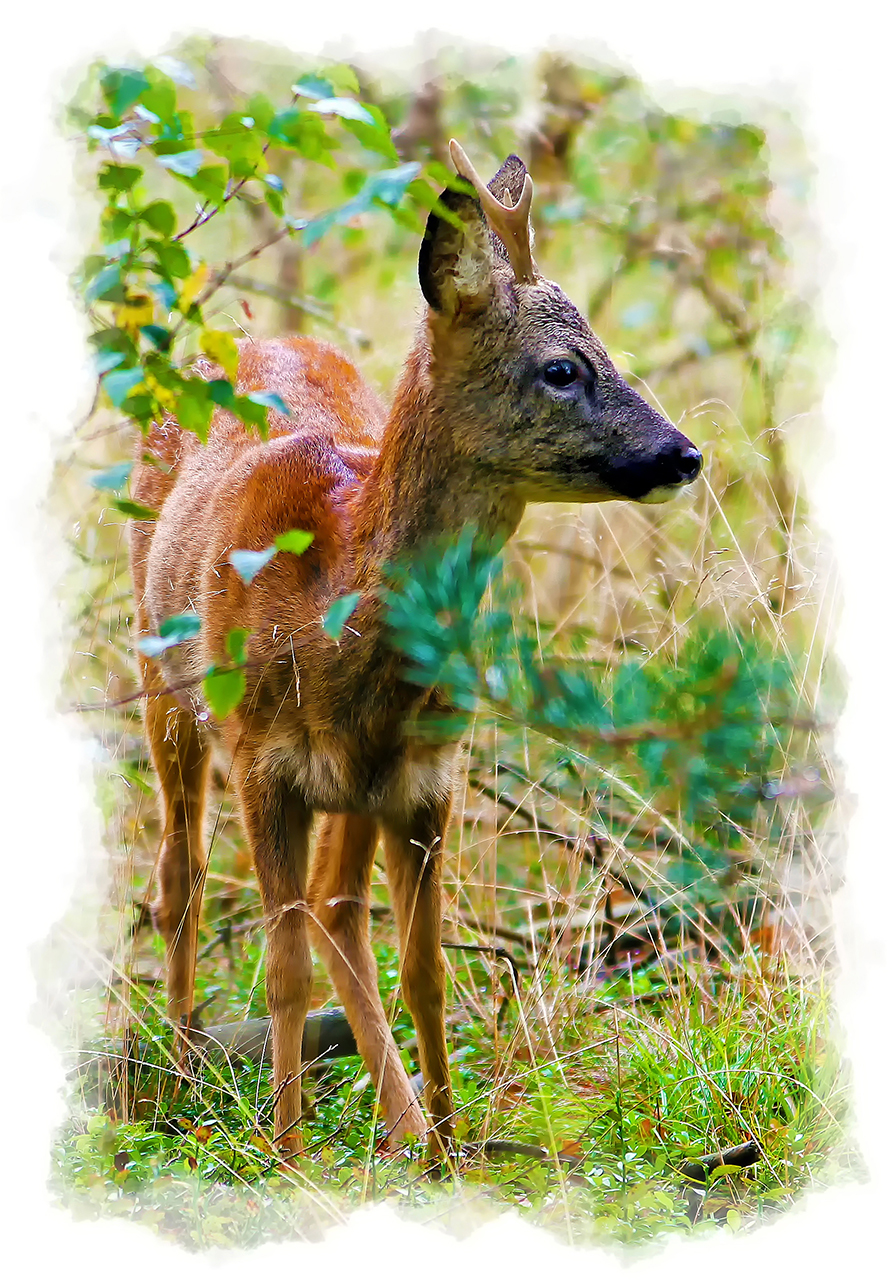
465 1138 584 1168
192 1009 356 1065
679 1137 761 1185
679 1138 762 1223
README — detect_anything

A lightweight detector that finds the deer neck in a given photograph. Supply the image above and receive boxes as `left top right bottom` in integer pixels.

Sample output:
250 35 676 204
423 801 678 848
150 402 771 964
351 341 525 587
321 341 523 724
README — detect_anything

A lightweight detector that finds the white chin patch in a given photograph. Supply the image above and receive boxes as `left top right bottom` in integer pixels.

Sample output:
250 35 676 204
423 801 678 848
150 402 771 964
638 483 686 505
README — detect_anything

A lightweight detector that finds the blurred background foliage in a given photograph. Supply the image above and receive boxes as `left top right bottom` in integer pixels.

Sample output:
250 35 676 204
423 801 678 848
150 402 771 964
52 35 847 1244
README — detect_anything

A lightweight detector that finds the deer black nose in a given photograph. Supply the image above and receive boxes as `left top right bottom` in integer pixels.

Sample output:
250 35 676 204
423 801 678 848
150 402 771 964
673 443 703 483
597 430 704 502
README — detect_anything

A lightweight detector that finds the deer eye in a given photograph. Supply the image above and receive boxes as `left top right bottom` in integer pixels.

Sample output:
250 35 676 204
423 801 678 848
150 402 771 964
542 359 579 388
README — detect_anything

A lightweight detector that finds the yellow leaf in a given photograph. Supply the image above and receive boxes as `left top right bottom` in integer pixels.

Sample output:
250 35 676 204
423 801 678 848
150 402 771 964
249 1130 274 1156
144 373 177 411
180 262 210 311
200 328 240 382
114 291 155 336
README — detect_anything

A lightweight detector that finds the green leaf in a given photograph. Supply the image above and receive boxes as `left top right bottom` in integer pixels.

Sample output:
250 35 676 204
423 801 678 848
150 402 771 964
303 163 420 247
140 200 177 236
158 612 202 642
405 179 467 231
85 263 125 304
231 395 270 439
156 149 204 177
137 611 201 655
245 93 276 132
229 547 276 583
98 163 143 192
101 66 151 119
104 367 145 406
264 186 284 217
183 166 227 204
385 203 426 236
247 390 291 417
140 325 172 351
89 324 134 351
225 627 250 664
292 75 334 101
82 252 105 279
267 108 331 161
152 240 192 279
139 71 177 124
274 529 314 555
94 349 126 375
101 209 133 241
203 665 246 720
143 355 179 392
90 462 133 491
205 114 266 170
341 103 400 162
110 498 157 520
207 379 235 407
101 207 134 240
117 760 155 796
123 396 155 427
268 106 302 141
322 590 362 639
324 65 361 96
307 97 374 124
367 163 421 206
151 278 178 311
176 378 214 442
303 209 348 246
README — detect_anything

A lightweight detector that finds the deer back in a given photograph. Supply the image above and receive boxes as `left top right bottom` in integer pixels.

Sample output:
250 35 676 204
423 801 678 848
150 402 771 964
131 337 387 722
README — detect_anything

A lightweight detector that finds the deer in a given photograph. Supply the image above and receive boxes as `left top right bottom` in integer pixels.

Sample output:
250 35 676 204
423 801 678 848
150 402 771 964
129 140 702 1159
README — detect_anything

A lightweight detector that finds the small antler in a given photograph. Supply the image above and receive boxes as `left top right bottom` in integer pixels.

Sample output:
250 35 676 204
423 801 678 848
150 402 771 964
449 139 538 285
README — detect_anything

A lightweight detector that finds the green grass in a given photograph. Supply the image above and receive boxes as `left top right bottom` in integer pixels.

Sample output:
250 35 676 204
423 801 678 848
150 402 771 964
52 908 858 1250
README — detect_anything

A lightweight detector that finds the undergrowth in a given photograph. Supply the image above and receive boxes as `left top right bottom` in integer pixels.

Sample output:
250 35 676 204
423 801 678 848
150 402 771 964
54 924 856 1249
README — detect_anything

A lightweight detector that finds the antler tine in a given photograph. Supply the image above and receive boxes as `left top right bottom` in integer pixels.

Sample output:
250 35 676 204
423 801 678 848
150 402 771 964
449 139 538 285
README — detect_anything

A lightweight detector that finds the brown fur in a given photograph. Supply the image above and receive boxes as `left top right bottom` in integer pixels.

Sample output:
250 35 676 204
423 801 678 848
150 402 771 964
130 147 700 1156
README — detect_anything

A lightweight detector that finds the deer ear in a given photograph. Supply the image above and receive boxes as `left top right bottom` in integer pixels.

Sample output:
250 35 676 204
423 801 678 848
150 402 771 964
418 188 496 314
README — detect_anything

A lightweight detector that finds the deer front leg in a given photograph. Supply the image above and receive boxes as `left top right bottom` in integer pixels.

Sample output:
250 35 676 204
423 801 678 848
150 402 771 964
382 800 453 1157
143 669 210 1042
234 761 312 1155
308 814 425 1145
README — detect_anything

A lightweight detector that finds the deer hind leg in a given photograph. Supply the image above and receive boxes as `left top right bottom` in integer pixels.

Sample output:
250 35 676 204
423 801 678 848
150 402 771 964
234 759 312 1155
382 801 454 1156
142 662 211 1037
308 815 425 1145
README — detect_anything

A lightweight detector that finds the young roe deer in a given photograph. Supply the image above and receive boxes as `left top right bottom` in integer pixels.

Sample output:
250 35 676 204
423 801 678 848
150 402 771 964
129 141 702 1157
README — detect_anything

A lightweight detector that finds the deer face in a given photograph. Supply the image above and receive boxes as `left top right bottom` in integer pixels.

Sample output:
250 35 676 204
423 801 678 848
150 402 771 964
419 144 702 505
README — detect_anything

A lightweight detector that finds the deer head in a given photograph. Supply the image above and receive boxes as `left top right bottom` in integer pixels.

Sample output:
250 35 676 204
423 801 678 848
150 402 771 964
415 139 702 505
